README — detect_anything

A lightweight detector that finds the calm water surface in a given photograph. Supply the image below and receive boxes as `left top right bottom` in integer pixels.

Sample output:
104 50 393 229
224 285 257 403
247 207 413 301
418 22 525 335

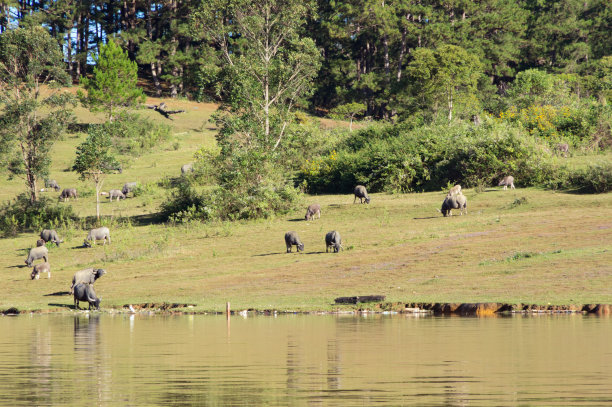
0 313 610 406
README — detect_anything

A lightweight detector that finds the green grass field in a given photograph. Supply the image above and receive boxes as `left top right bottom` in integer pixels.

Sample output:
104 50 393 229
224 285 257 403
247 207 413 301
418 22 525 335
1 97 611 313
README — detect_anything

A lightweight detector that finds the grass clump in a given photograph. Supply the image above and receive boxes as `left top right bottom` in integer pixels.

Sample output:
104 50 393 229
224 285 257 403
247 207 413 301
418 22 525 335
508 197 528 208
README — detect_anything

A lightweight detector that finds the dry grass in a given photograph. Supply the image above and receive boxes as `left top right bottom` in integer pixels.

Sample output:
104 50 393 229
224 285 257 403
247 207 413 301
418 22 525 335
0 95 611 312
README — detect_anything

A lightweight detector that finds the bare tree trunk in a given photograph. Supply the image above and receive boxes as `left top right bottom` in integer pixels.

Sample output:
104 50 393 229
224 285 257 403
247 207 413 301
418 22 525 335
169 0 178 98
95 176 104 221
145 0 162 96
448 87 453 122
383 34 390 83
397 24 407 82
75 10 82 77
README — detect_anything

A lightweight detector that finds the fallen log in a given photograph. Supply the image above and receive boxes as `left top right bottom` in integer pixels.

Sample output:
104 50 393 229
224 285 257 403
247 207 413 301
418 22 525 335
146 102 185 120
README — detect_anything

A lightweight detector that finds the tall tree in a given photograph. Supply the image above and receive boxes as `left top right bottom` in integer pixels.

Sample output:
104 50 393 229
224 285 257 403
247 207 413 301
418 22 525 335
79 38 144 121
194 0 321 152
0 26 74 203
405 44 482 121
73 125 119 221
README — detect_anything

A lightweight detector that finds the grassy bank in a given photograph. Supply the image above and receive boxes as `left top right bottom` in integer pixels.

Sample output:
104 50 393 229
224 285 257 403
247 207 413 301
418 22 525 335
1 187 610 312
0 98 610 313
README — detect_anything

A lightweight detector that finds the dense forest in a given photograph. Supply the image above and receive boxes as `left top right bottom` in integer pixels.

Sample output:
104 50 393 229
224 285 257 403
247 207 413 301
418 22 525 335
0 0 610 229
1 0 610 115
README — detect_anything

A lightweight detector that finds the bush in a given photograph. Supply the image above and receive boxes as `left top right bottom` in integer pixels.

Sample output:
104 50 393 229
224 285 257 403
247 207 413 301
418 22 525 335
92 112 172 155
570 161 612 193
498 104 601 146
161 183 301 223
161 149 302 223
0 194 79 237
297 120 555 193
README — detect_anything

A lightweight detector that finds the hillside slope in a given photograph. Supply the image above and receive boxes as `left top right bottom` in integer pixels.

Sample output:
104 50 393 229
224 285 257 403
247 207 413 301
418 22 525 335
0 98 610 312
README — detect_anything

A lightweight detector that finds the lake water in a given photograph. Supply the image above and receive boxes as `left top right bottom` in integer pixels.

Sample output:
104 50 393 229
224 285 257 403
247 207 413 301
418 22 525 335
0 313 610 406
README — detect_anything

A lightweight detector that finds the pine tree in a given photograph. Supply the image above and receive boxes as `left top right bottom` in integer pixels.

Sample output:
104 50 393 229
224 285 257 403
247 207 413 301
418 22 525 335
79 38 144 121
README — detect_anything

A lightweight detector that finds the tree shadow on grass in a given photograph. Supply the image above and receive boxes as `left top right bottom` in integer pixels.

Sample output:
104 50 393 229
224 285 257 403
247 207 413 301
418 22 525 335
287 218 304 222
44 291 70 297
304 251 326 255
413 216 439 220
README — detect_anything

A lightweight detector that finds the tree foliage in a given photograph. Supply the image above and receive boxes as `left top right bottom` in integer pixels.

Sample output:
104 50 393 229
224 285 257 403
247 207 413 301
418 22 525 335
194 0 321 153
0 26 74 204
73 126 120 221
79 38 144 121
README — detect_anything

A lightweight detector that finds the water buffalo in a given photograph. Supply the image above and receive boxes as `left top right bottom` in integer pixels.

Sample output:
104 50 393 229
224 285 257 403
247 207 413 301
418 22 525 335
109 189 126 201
45 179 61 191
557 143 569 157
84 227 111 247
305 204 321 221
353 185 370 204
122 182 138 196
40 229 63 247
59 188 77 202
70 268 106 294
440 194 468 217
498 176 515 190
325 231 342 253
285 231 304 253
181 164 193 174
73 283 101 310
447 184 462 196
36 239 45 247
31 262 51 280
25 246 49 267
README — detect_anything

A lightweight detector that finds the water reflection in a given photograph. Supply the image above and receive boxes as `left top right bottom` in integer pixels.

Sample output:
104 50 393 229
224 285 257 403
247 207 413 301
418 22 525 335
0 314 610 406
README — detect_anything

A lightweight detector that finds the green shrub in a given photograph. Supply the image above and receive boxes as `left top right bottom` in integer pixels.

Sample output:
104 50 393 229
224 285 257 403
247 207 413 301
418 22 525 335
0 194 79 237
162 148 302 223
297 120 554 193
570 161 612 193
132 182 156 197
91 112 172 155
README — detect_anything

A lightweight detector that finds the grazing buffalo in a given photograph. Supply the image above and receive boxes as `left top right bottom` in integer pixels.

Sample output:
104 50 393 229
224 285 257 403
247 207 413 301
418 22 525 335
122 182 138 196
325 231 342 253
45 179 61 191
498 176 515 190
40 229 62 247
84 227 111 247
59 188 77 202
285 231 304 253
440 194 468 217
109 189 126 201
25 246 49 267
353 185 370 204
31 262 51 280
305 204 321 221
73 283 101 310
557 143 569 157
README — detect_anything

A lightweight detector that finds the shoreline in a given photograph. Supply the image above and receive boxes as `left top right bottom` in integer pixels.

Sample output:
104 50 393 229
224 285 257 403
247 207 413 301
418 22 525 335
2 302 611 316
